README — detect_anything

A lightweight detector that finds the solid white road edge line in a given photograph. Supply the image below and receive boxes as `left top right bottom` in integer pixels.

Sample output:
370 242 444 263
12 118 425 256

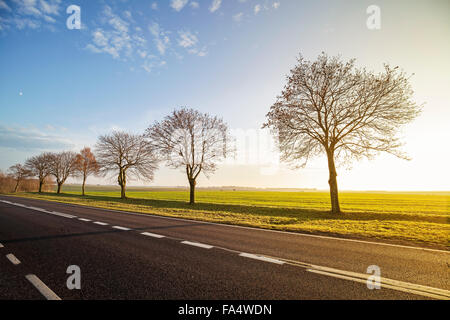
141 232 165 238
239 252 285 265
112 226 131 231
307 269 449 300
25 274 61 300
6 253 21 265
307 264 450 297
0 243 4 248
181 241 214 249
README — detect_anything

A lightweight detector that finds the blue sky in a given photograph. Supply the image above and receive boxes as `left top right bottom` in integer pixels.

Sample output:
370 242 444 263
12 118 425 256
1 0 449 190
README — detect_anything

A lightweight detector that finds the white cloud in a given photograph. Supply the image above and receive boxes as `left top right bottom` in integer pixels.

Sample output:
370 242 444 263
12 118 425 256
151 2 158 10
0 124 75 152
233 12 243 22
1 0 61 31
254 4 261 15
273 2 280 9
188 46 207 57
15 17 40 29
178 30 198 48
209 0 222 13
149 22 171 55
190 1 199 9
170 0 189 12
86 6 146 60
39 0 60 15
0 0 11 11
137 49 148 58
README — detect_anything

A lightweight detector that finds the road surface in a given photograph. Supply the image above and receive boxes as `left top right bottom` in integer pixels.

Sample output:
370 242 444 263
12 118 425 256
0 195 448 300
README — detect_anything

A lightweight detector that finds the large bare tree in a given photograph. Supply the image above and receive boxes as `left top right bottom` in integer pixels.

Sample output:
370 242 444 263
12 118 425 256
25 153 53 193
7 164 32 192
95 131 158 199
48 151 78 194
146 108 232 204
74 147 100 196
264 53 421 213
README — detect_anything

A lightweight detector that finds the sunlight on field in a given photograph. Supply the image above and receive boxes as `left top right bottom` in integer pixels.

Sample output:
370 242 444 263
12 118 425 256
10 186 450 247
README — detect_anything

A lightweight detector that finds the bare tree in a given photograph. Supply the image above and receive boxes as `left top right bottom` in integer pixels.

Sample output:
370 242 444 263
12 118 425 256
146 108 232 204
95 131 158 199
74 147 100 196
25 153 53 193
48 151 78 194
264 53 421 213
7 164 32 192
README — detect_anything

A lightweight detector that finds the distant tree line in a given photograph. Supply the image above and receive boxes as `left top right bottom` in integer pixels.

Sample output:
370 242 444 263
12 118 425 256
2 53 421 212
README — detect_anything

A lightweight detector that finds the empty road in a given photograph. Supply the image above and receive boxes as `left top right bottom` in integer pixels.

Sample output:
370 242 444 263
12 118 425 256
0 195 448 300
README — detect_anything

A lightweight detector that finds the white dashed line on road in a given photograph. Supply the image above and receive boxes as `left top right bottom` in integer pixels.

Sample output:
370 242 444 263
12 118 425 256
141 232 165 239
0 243 4 248
239 253 285 265
6 253 21 265
181 241 214 249
48 211 76 219
78 218 91 222
93 221 109 226
25 274 61 300
112 226 131 231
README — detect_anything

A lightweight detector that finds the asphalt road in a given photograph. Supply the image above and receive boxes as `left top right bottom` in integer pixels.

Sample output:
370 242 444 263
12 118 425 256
0 195 449 300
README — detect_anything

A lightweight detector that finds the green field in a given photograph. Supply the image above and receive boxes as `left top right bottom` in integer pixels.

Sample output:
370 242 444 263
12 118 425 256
7 185 449 248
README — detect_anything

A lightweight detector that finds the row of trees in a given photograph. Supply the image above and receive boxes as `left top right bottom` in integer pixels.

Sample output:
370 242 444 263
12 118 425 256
5 53 421 213
95 108 232 204
9 108 231 205
0 170 53 193
8 148 99 196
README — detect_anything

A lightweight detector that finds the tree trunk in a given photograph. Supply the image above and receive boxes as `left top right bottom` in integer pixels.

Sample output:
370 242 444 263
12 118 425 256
39 179 43 193
14 180 20 193
118 169 126 199
82 175 86 196
327 150 341 214
120 183 126 199
57 183 62 194
189 179 196 205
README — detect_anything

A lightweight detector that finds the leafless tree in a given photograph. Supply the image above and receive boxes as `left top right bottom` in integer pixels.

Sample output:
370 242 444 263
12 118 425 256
25 153 53 193
264 53 421 213
74 147 100 196
48 151 78 194
7 164 33 192
95 131 158 199
146 108 232 204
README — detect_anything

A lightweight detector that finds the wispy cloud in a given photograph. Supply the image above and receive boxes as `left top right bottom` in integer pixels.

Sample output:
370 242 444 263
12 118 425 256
86 5 147 61
178 30 198 48
254 4 261 15
0 124 74 151
209 0 222 13
177 30 208 57
0 0 11 12
170 0 189 12
0 0 62 31
233 12 244 22
149 22 171 55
